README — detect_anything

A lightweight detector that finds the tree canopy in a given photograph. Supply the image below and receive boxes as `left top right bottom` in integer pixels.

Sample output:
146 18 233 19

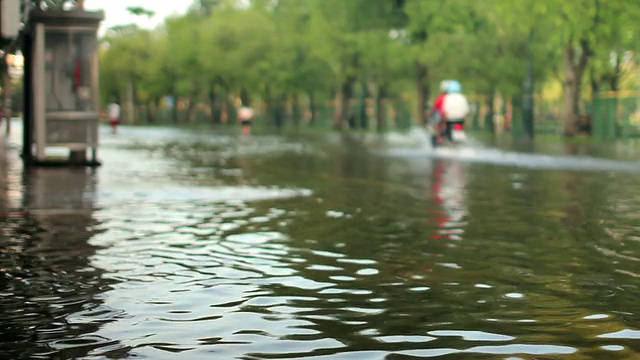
12 0 640 135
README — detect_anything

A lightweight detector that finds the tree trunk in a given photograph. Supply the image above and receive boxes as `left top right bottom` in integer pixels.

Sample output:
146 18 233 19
263 84 273 125
171 96 178 124
332 86 345 129
357 79 368 130
589 67 600 100
484 94 495 133
208 84 215 123
125 81 134 124
169 76 178 123
375 83 387 132
414 61 428 126
332 79 355 129
153 96 161 123
561 66 580 136
183 93 197 123
308 91 316 126
292 92 301 127
240 88 250 106
332 55 359 129
146 99 155 123
131 76 139 124
218 79 231 123
522 29 534 139
274 92 286 130
561 39 590 137
609 51 621 91
208 84 221 124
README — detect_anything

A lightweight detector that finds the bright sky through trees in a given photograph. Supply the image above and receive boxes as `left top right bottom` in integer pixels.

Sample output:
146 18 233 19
84 0 190 34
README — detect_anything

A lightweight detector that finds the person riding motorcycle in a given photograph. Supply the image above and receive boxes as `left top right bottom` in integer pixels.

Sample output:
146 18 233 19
441 80 469 143
428 79 469 147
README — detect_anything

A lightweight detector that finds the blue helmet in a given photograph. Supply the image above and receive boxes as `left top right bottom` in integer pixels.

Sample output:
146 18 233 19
447 80 462 93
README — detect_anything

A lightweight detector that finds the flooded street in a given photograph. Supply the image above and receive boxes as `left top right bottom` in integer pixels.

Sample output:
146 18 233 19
2 120 640 359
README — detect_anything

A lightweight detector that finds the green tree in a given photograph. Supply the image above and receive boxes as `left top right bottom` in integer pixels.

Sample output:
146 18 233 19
531 0 635 136
198 5 277 124
90 0 640 138
164 12 207 123
491 0 560 137
266 0 336 127
100 25 153 124
360 30 411 131
405 0 503 127
308 0 408 129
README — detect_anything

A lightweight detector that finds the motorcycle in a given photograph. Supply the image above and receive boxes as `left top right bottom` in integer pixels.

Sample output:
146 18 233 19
446 120 467 143
430 119 467 148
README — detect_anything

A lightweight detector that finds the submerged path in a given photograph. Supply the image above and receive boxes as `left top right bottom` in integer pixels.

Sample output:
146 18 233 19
1 121 640 359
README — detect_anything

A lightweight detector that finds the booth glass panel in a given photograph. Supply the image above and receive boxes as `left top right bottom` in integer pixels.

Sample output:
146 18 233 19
44 29 97 112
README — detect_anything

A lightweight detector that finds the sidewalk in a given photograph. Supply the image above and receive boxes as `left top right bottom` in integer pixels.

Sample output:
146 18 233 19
0 119 309 215
0 118 152 214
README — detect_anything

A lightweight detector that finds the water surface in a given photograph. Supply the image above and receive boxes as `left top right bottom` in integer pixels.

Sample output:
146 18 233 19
2 122 640 359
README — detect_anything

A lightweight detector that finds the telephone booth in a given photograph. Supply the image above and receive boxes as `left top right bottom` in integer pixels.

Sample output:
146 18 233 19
22 9 104 166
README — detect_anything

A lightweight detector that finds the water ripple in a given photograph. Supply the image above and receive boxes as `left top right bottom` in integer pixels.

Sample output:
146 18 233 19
3 123 640 359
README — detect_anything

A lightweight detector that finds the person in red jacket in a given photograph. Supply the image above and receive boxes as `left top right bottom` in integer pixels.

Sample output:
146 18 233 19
428 80 449 146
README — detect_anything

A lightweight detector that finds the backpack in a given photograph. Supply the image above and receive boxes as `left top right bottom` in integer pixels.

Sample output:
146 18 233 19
443 93 469 120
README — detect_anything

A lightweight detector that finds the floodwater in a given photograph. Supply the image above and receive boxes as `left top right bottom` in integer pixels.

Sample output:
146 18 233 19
2 120 640 359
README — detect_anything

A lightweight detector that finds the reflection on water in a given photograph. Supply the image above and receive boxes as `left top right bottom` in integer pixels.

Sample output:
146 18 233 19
2 122 640 358
0 163 114 359
429 160 467 243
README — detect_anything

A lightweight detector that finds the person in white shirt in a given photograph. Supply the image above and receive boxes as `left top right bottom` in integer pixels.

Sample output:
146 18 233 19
107 100 121 134
236 105 255 135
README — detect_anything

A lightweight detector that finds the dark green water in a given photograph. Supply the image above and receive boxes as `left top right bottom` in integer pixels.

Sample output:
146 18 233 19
2 123 640 359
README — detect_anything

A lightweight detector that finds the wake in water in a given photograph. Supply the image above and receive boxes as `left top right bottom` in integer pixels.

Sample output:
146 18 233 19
375 127 640 173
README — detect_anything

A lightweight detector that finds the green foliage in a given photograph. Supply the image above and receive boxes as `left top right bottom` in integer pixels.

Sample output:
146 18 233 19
126 6 155 18
95 0 640 128
100 26 153 92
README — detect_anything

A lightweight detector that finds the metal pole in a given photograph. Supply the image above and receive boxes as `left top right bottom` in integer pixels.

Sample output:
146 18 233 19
22 31 32 164
3 63 11 134
0 0 5 135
